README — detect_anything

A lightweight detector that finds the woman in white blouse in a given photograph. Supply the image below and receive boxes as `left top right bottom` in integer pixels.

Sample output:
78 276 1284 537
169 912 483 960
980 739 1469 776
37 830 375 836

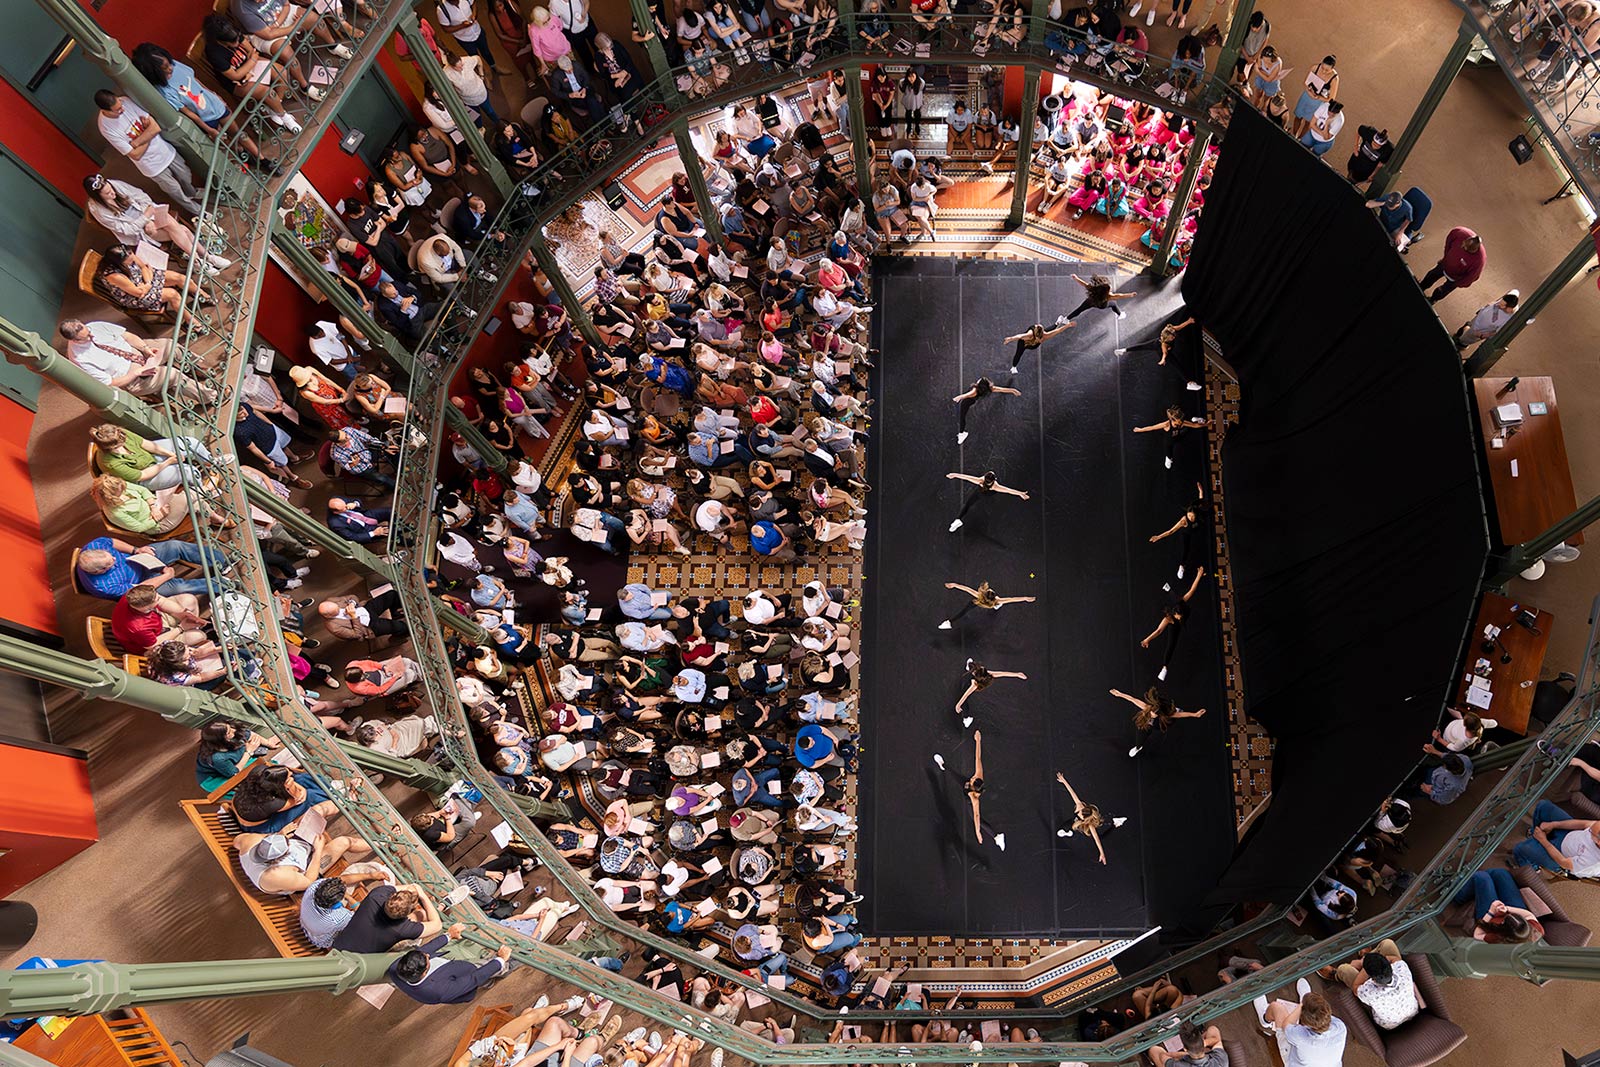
83 174 230 270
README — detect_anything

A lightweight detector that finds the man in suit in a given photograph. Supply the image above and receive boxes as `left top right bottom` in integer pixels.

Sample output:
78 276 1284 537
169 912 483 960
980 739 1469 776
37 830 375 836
450 193 505 247
388 922 513 1004
327 497 392 543
375 279 437 345
547 54 604 126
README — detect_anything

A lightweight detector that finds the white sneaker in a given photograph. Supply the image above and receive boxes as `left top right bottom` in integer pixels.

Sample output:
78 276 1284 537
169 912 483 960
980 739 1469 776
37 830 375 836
1253 995 1271 1033
933 753 946 770
623 1028 647 1045
1162 583 1172 592
565 995 584 1009
1165 456 1174 469
207 254 233 270
306 84 325 101
1176 565 1184 580
283 578 302 589
956 431 969 444
1186 381 1202 391
1146 8 1155 23
1157 666 1168 681
994 833 1007 851
332 43 354 59
648 1033 663 1052
1296 977 1313 999
304 547 321 558
949 519 963 532
962 717 973 728
269 111 302 133
1112 816 1128 827
1113 347 1128 356
1129 0 1142 13
1009 365 1018 373
938 620 952 630
1128 745 1142 757
1059 828 1073 837
295 565 312 577
534 995 550 1009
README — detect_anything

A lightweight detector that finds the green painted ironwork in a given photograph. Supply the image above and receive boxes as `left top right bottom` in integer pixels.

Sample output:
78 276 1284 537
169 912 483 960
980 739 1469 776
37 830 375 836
399 11 514 198
1366 15 1477 199
1463 229 1594 378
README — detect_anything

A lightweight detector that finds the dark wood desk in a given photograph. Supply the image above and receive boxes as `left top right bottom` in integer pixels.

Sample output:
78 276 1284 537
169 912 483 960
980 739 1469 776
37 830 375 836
1474 376 1582 546
1453 592 1554 736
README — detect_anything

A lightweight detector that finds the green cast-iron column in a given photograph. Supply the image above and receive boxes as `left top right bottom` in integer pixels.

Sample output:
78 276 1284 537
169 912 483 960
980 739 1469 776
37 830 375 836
1366 15 1477 199
1485 492 1600 588
529 241 604 349
1149 127 1213 276
671 119 724 246
31 0 214 174
626 0 682 101
1005 0 1053 228
1210 0 1257 91
846 64 872 196
0 633 234 729
0 953 398 1018
0 318 169 440
1463 229 1595 377
398 11 514 198
1005 70 1042 228
1429 934 1600 983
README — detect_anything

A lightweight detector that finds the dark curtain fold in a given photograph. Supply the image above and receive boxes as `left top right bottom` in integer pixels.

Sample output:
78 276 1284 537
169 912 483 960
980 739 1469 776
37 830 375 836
1181 104 1490 906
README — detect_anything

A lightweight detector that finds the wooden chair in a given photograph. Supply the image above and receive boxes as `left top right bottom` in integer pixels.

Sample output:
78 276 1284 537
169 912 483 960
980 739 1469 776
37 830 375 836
449 1004 518 1067
79 249 171 327
69 547 90 598
179 780 350 958
1439 865 1592 949
123 654 150 679
89 442 104 476
436 196 463 238
1323 954 1467 1067
86 617 130 662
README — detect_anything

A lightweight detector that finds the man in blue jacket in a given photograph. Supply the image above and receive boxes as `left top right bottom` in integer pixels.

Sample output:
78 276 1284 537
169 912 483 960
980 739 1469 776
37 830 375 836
388 922 513 1004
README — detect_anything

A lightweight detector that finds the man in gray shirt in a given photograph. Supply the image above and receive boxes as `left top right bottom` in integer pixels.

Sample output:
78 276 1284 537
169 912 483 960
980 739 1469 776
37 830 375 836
1148 1022 1229 1067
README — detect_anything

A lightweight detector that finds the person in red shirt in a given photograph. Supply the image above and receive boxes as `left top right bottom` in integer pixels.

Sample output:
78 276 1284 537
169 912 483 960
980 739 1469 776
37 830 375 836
112 584 213 656
747 395 780 426
335 237 384 290
1418 226 1485 304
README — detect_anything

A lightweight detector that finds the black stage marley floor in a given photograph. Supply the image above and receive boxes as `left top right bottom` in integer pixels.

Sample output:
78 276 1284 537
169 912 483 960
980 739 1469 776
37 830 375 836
857 258 1235 939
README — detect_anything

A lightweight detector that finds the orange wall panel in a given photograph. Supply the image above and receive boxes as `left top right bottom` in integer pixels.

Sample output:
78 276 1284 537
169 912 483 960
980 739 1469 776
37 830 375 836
0 399 58 637
0 742 98 897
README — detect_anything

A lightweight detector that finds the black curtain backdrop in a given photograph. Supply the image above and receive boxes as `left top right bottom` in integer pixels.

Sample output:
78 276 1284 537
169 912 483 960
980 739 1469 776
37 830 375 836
1182 104 1490 906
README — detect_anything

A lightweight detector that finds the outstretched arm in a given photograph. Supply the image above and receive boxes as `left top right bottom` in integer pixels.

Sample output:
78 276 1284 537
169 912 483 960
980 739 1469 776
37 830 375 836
972 730 984 781
1180 567 1207 602
993 386 1023 397
945 581 978 597
1171 708 1207 720
1141 616 1171 648
952 387 977 402
1089 826 1108 864
992 669 1028 680
1149 515 1188 543
1109 688 1146 710
946 472 982 485
1043 322 1074 339
969 792 983 842
1054 772 1082 807
1132 420 1168 433
954 681 978 714
995 595 1036 606
993 480 1030 498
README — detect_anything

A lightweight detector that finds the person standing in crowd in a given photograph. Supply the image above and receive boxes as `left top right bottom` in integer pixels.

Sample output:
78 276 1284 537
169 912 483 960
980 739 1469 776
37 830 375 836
1346 124 1392 187
94 91 202 216
1451 290 1519 351
1300 99 1345 158
1416 227 1485 304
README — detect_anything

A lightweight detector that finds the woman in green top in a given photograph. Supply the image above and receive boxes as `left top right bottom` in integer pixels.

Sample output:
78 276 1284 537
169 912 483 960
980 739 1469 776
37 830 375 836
90 423 212 491
89 473 191 535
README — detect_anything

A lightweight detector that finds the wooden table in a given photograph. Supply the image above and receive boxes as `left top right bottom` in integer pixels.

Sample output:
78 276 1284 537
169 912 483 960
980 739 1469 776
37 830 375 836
1473 376 1582 546
1453 592 1554 735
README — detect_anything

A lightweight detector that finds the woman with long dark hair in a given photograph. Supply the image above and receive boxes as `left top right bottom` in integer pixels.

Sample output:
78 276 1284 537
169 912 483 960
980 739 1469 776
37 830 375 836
1111 686 1207 757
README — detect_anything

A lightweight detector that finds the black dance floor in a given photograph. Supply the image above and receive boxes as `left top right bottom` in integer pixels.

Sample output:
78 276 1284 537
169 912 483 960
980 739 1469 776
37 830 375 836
857 258 1235 938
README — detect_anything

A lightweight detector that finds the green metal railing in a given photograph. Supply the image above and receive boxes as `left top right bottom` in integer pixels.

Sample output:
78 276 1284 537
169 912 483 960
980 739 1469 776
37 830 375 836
25 4 1599 1056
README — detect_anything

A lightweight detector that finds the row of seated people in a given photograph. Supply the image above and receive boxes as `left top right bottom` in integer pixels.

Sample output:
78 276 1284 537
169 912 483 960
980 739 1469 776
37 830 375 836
412 96 881 1014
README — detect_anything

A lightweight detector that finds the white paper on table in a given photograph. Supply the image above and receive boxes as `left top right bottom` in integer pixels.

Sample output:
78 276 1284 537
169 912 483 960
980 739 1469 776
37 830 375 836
489 821 515 848
383 396 407 414
1465 685 1494 710
498 869 525 897
587 607 604 621
272 748 303 769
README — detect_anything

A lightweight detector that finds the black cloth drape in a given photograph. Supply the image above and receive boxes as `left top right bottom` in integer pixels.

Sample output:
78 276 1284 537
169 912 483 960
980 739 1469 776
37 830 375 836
1182 104 1489 906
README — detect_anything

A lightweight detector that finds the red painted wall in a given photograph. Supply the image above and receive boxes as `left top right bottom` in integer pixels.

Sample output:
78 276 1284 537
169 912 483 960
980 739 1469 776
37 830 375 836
0 80 95 206
0 399 58 638
0 743 97 896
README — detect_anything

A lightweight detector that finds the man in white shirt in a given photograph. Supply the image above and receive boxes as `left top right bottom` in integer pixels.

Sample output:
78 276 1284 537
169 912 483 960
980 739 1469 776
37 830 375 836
306 320 360 379
1453 290 1520 350
94 91 202 215
436 0 500 68
548 0 598 70
1514 799 1600 876
58 319 212 403
1255 985 1348 1067
444 53 497 123
418 235 467 286
1331 940 1417 1031
1301 100 1346 159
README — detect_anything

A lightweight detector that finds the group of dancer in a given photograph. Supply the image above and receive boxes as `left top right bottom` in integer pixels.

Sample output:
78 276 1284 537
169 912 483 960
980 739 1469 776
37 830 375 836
931 285 1215 861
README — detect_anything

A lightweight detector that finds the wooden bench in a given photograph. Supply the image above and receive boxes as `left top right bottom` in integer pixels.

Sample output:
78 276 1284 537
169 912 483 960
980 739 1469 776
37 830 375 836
179 771 348 958
449 1004 518 1067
